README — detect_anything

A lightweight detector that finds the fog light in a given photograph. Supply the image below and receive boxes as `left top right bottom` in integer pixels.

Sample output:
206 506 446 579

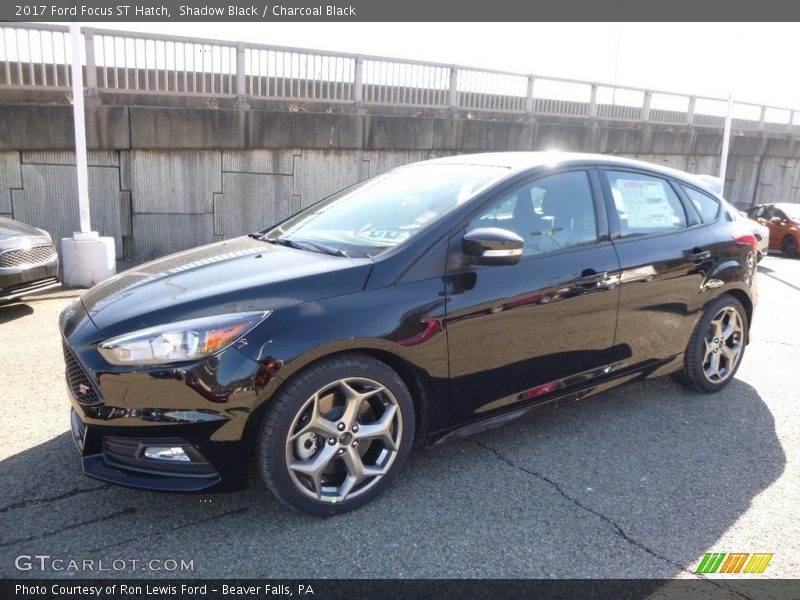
144 446 191 462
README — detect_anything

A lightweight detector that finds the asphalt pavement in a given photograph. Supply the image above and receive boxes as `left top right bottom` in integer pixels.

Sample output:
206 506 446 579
0 255 798 579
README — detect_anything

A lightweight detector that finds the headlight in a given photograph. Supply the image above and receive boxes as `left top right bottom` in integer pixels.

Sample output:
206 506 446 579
98 311 270 366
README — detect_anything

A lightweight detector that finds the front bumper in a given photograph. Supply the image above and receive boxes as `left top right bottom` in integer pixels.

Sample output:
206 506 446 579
70 410 228 491
0 259 59 301
62 301 266 493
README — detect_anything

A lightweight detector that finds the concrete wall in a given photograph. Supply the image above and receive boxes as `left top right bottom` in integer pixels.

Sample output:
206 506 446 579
1 104 798 263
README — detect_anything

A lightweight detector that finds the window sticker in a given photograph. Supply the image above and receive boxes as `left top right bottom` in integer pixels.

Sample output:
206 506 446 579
614 179 675 229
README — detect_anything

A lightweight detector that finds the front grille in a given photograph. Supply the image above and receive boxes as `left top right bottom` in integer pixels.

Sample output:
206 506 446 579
63 342 101 405
0 244 56 268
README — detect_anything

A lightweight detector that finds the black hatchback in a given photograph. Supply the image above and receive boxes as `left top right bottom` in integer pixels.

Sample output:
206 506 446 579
60 152 758 515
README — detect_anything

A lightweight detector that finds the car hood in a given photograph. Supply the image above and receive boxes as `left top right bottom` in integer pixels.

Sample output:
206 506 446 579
0 217 48 240
81 236 373 338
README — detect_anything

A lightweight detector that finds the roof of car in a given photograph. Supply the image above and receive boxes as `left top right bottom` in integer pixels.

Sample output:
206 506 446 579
421 152 717 193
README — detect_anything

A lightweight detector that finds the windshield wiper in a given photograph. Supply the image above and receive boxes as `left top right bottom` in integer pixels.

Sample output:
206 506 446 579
268 237 350 258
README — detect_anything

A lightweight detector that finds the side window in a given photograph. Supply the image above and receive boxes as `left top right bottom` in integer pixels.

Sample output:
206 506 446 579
605 171 687 238
681 185 721 223
750 206 765 219
470 171 597 256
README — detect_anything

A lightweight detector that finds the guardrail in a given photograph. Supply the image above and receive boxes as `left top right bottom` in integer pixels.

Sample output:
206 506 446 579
1 22 798 134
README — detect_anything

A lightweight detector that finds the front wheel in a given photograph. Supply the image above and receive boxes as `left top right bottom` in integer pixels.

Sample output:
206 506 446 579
257 353 415 515
673 295 748 393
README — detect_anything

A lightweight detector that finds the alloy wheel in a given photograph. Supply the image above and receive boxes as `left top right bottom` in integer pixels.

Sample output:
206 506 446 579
702 306 744 384
284 377 403 504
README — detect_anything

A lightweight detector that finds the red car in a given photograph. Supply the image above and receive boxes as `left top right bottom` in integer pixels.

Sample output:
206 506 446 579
747 203 800 256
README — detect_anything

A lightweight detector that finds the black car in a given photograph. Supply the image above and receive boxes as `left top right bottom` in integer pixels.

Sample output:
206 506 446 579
0 217 59 303
61 153 758 515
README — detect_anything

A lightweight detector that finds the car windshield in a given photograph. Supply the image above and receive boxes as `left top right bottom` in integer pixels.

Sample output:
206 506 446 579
781 204 800 220
263 163 508 257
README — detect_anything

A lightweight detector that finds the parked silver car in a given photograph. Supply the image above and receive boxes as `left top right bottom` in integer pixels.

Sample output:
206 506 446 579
0 217 59 303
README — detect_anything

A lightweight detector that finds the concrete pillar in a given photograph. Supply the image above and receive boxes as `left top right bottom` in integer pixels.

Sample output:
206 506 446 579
82 28 101 106
235 43 249 110
589 84 598 118
525 76 535 116
642 91 652 122
448 66 459 117
61 233 116 288
687 97 696 126
354 55 364 109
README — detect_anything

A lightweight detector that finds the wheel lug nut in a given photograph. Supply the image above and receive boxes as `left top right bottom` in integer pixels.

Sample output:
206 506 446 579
337 448 345 455
352 440 359 448
352 424 359 433
337 422 345 431
328 437 336 445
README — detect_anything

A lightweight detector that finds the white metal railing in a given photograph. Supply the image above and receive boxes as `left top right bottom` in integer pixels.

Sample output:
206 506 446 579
1 22 798 134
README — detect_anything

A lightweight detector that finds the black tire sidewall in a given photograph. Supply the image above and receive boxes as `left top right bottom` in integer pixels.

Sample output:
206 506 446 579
683 295 748 393
258 354 415 516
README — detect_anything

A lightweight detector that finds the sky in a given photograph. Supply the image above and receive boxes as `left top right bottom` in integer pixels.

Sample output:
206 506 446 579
52 22 799 111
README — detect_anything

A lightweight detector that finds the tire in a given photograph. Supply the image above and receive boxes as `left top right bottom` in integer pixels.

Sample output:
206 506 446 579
673 295 748 393
257 353 415 516
781 235 797 257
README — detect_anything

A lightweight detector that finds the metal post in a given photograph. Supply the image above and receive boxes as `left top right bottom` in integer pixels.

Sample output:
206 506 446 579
235 42 248 110
719 94 733 188
642 91 652 122
82 27 100 104
448 66 459 114
758 105 766 131
789 110 796 135
589 84 598 118
525 76 535 115
70 23 91 234
353 55 364 108
687 96 696 126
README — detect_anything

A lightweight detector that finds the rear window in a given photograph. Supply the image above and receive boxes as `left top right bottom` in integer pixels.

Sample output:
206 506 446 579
681 185 721 222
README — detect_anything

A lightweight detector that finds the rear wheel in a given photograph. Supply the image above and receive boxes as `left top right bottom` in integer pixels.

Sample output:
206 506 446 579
781 235 797 257
257 353 414 515
673 295 748 393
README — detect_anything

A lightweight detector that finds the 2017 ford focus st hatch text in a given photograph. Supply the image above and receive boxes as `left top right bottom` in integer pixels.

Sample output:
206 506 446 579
60 153 758 515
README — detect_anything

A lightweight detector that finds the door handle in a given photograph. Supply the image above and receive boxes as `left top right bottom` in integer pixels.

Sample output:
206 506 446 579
575 270 609 285
690 250 711 262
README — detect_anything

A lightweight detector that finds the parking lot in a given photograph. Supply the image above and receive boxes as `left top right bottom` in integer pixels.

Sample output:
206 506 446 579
0 255 798 579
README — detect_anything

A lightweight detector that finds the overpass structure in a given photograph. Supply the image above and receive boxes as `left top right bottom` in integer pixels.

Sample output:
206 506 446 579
1 23 798 262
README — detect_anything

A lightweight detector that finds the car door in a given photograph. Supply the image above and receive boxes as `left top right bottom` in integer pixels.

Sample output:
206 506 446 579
599 169 723 368
768 207 794 251
751 205 777 250
445 168 621 425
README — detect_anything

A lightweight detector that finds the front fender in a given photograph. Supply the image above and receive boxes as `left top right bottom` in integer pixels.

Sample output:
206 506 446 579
237 278 450 440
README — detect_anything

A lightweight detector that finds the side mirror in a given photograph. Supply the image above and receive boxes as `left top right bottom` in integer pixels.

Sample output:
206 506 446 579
770 216 783 224
462 227 524 266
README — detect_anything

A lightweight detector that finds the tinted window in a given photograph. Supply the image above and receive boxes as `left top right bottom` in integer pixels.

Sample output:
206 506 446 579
605 171 687 238
470 170 597 256
681 185 721 222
